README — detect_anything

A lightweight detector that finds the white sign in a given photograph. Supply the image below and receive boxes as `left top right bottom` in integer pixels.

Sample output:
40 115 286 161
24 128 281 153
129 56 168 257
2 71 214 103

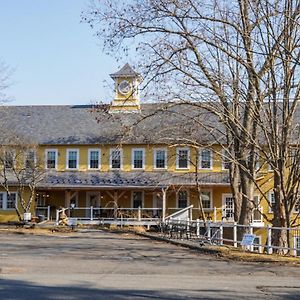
241 234 256 246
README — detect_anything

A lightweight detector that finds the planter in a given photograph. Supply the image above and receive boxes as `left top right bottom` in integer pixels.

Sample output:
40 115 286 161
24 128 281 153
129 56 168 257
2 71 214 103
23 212 32 222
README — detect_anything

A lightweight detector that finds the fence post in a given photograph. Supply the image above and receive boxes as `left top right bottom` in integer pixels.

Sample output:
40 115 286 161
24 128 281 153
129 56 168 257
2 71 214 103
233 222 237 247
90 206 93 221
138 207 141 221
196 219 200 237
207 220 211 239
267 225 272 254
56 209 59 225
47 205 50 221
187 218 190 239
219 222 223 245
214 207 217 222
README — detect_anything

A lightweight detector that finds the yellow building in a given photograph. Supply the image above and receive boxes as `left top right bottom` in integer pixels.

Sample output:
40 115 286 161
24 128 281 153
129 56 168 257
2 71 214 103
0 63 298 247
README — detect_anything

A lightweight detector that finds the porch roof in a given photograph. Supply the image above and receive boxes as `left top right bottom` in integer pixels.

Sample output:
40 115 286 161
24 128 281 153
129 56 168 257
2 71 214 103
37 171 230 189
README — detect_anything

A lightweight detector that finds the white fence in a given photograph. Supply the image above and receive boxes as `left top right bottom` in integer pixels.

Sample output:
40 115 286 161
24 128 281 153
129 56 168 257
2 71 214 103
163 219 300 257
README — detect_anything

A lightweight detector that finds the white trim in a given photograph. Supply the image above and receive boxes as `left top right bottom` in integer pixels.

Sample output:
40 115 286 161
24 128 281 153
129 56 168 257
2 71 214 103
153 148 168 170
294 236 300 257
66 149 79 170
268 191 275 213
131 148 145 170
0 192 17 210
88 148 101 170
109 148 123 170
176 190 190 208
199 148 213 170
131 191 144 208
176 147 190 170
252 236 262 253
45 148 58 170
222 193 234 222
252 195 263 223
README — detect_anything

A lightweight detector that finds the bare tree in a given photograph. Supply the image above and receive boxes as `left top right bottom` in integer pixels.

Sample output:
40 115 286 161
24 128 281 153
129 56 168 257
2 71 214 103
0 143 45 221
83 0 300 242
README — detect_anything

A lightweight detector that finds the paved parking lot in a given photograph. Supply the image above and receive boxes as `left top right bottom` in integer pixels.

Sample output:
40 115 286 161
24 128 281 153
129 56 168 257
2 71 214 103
0 229 300 299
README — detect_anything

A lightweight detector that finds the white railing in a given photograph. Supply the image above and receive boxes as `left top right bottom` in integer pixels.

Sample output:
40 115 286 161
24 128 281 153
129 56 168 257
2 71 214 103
163 219 300 257
56 206 163 225
36 206 51 221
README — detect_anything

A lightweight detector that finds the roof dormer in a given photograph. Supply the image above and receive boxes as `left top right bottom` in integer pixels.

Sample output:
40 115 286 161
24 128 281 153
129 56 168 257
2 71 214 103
109 63 142 113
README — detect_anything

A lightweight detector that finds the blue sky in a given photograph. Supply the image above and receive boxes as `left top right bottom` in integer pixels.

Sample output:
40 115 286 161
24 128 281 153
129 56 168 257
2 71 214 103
0 0 121 105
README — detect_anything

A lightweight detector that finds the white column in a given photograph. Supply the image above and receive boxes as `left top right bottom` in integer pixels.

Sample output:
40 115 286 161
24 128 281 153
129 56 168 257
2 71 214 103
162 188 167 223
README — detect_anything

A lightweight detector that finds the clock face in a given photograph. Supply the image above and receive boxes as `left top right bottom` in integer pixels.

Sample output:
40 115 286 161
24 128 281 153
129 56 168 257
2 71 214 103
118 80 132 95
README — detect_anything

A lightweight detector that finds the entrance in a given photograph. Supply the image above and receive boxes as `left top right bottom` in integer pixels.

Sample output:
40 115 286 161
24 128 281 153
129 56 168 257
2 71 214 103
86 192 101 218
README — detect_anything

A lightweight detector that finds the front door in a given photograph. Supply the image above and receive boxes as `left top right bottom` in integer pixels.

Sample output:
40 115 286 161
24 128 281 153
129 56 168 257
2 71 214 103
86 192 101 218
222 194 234 221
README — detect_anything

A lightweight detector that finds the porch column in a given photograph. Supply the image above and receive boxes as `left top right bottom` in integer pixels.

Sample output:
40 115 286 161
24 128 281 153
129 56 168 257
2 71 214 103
162 188 167 223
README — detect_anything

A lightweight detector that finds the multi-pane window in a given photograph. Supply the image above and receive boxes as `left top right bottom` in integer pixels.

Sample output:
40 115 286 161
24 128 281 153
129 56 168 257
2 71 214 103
200 149 212 169
154 149 166 169
295 237 300 257
223 196 234 220
67 150 78 169
4 151 14 169
201 191 211 209
177 148 189 169
133 191 143 208
111 149 121 169
222 150 230 170
89 150 100 169
269 192 275 213
178 191 188 208
25 150 35 169
46 150 57 169
132 149 144 169
0 192 17 210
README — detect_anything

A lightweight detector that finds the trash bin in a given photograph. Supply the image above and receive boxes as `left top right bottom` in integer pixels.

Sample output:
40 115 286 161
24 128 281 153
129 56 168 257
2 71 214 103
38 215 45 223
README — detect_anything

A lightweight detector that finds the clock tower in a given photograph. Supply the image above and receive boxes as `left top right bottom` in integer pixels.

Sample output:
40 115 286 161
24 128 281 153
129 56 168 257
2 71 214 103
109 63 142 113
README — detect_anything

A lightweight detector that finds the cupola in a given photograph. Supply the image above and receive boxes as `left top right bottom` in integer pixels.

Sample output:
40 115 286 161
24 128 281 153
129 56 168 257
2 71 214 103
109 63 142 113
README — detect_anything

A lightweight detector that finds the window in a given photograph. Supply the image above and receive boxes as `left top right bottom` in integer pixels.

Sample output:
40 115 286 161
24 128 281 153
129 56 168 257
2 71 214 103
222 150 230 170
253 236 261 253
295 236 300 257
4 151 14 169
132 191 143 208
176 148 189 169
252 195 262 222
88 149 100 169
295 200 299 213
200 149 212 169
132 149 144 169
46 149 57 169
110 149 122 169
269 191 275 213
25 150 36 169
223 195 234 221
178 191 188 208
154 149 167 169
0 192 17 210
201 191 211 209
67 149 79 169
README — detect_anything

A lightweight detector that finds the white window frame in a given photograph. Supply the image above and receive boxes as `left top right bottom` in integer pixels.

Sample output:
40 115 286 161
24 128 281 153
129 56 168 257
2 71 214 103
88 149 101 170
200 189 213 209
131 191 144 208
199 149 213 170
45 149 58 170
294 236 300 257
153 148 167 170
222 149 230 170
66 149 79 170
0 192 17 210
176 190 190 208
252 236 262 253
252 195 263 223
222 193 235 222
131 148 145 170
176 147 190 170
24 149 36 168
110 148 123 170
268 191 275 213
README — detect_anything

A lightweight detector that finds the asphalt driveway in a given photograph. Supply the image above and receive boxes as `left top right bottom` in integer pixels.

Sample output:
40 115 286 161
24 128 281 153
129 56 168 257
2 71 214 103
0 229 300 299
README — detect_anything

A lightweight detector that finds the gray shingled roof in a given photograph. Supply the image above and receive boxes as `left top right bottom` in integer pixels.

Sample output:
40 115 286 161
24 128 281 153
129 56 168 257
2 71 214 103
0 103 224 145
110 63 141 78
36 171 230 189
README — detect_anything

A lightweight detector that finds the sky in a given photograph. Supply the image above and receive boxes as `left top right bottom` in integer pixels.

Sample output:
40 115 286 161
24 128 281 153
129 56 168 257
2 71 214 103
0 0 121 106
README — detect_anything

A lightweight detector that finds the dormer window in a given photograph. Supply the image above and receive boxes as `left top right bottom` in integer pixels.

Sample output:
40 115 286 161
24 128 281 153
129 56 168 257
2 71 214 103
176 148 189 169
67 149 79 170
46 149 57 169
132 149 145 169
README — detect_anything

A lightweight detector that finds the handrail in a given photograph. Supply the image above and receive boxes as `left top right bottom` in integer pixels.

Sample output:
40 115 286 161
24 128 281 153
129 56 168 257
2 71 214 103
165 205 194 221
